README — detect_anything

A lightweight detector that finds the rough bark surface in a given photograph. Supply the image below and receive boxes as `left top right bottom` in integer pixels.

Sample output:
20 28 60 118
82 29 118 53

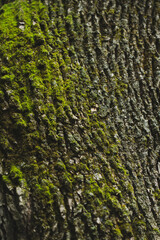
0 0 160 239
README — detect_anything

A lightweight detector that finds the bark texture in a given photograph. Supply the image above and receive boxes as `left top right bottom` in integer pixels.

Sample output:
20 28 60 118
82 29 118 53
0 0 160 239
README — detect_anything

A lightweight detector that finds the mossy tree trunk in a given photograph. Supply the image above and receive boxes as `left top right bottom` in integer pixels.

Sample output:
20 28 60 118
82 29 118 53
0 0 160 239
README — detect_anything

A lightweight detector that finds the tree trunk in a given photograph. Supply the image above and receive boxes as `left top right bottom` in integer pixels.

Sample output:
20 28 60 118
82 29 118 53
0 0 160 239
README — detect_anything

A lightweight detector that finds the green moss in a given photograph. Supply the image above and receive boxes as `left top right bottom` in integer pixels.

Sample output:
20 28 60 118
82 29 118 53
35 178 55 204
10 166 22 179
153 228 160 235
0 2 18 38
65 14 74 26
2 165 28 188
12 113 27 127
105 220 113 227
2 175 12 186
108 9 115 14
154 189 160 201
113 228 123 238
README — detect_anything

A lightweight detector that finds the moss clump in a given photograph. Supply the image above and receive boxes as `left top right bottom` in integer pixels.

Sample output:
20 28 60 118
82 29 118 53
3 165 27 189
2 175 12 186
10 165 27 186
112 227 123 238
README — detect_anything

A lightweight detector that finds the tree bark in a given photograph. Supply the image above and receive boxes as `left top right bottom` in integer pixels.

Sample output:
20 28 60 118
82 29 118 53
0 0 160 239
